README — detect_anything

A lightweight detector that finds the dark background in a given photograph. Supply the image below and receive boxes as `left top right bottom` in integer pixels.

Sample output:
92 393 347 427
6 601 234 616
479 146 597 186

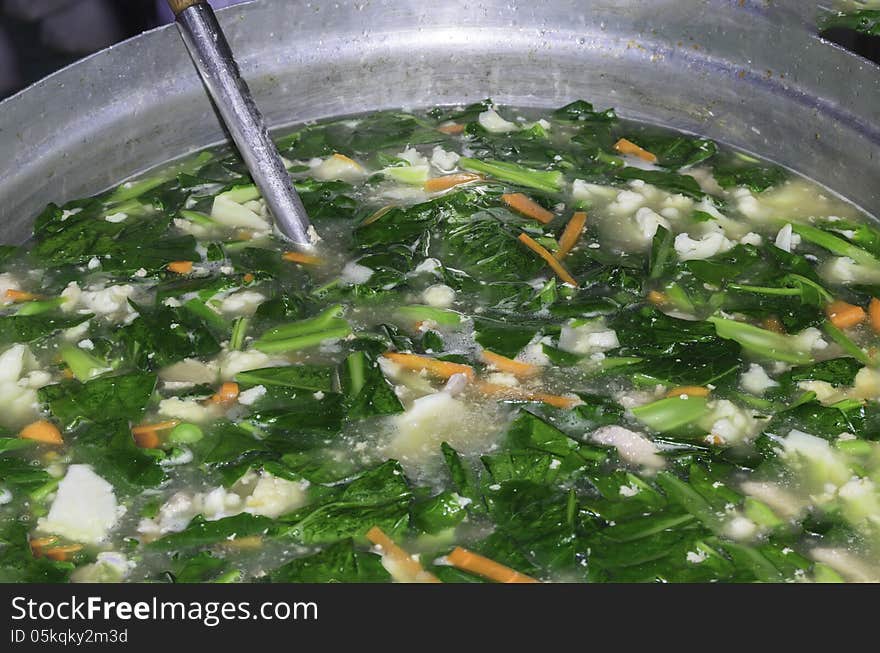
0 3 878 100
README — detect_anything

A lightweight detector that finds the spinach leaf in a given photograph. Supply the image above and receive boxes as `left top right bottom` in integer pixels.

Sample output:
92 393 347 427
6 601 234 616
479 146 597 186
621 133 717 169
441 208 544 281
73 421 166 493
277 460 413 545
613 168 705 199
38 372 157 429
473 316 540 359
0 314 92 346
0 522 72 583
117 302 221 370
410 491 467 533
712 156 786 192
236 365 336 392
821 10 880 36
149 513 274 550
269 539 390 583
340 351 403 419
293 179 359 222
0 457 53 493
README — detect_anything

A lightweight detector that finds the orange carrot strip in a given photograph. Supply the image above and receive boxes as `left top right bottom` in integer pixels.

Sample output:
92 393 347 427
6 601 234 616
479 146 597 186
437 122 465 135
446 547 539 583
502 193 555 224
134 431 161 449
614 137 658 163
5 289 39 302
282 251 323 266
44 545 84 562
826 300 866 329
870 298 880 334
243 273 255 283
424 173 483 193
555 212 587 260
666 386 711 398
131 421 179 436
517 233 578 287
366 526 441 583
29 537 59 558
19 420 63 445
382 352 475 380
481 350 540 378
167 261 194 274
210 382 240 404
477 381 580 409
361 205 395 226
332 153 362 168
647 290 668 306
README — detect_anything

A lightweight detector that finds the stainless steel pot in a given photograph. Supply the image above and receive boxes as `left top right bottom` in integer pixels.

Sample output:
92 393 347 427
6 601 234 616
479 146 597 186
1 0 878 243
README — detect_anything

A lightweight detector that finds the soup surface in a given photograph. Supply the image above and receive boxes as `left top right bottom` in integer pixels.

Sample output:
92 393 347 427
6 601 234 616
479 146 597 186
2 100 880 583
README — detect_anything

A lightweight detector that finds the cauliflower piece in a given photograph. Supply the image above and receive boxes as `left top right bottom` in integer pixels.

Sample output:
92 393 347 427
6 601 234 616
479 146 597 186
340 262 374 286
219 290 265 316
62 282 138 323
590 426 665 469
0 344 41 428
244 472 309 518
38 465 119 544
673 231 734 261
740 363 778 395
421 284 456 308
477 108 518 133
430 146 460 172
633 207 670 242
309 154 367 182
558 320 619 355
218 349 271 381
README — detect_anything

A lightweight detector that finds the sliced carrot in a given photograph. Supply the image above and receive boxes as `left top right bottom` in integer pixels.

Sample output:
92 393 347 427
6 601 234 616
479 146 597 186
243 273 255 283
131 420 179 436
5 289 39 302
44 544 84 562
614 137 658 163
762 317 786 334
20 420 63 446
282 251 323 266
555 212 587 260
424 173 483 193
29 536 58 553
826 300 866 329
502 193 555 224
366 526 441 583
133 430 161 449
446 547 539 583
870 298 880 334
332 153 362 168
210 382 240 404
382 352 474 380
647 290 668 306
167 260 194 274
666 385 711 398
477 381 580 409
437 122 466 135
517 233 578 287
481 350 540 378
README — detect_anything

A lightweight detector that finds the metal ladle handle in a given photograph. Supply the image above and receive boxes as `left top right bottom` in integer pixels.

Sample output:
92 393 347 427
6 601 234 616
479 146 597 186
167 0 315 248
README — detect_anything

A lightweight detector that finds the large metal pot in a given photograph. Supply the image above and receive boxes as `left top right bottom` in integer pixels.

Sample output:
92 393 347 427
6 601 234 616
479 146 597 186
1 0 878 243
